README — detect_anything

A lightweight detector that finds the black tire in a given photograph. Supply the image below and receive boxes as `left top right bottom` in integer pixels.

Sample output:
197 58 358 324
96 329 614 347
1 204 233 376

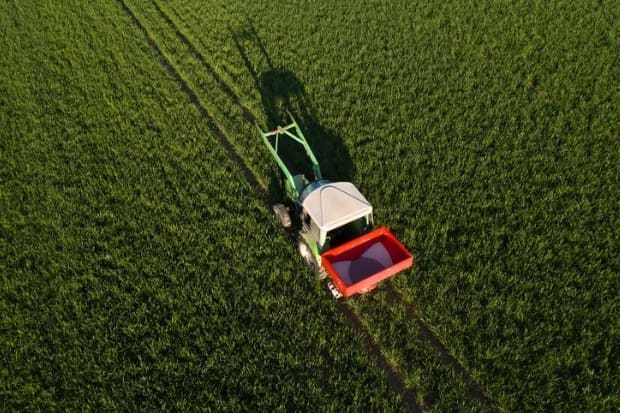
272 203 291 228
297 238 319 274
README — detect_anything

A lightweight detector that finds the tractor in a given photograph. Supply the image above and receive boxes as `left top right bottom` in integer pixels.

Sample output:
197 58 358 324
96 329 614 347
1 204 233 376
258 110 413 298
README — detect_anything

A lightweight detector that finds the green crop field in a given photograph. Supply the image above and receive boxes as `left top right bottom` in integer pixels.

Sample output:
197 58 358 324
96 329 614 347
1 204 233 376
2 0 618 411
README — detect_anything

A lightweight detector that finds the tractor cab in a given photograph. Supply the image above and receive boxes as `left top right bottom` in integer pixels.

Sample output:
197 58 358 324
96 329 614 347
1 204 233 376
299 181 374 252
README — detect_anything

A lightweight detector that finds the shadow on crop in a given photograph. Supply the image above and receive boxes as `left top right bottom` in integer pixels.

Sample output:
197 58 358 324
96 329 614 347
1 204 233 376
231 21 354 201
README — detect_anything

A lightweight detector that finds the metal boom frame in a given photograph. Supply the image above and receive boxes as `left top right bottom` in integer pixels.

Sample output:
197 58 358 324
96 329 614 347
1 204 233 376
257 111 322 201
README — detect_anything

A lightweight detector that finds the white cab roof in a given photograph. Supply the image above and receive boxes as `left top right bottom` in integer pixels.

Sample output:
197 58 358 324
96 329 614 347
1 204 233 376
301 182 372 232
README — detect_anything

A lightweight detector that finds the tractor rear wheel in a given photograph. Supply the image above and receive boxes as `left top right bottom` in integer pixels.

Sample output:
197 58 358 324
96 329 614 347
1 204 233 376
272 203 291 228
298 238 318 275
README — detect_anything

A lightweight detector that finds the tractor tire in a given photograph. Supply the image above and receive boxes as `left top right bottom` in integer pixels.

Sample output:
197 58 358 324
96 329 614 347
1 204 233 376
272 203 291 228
297 238 319 275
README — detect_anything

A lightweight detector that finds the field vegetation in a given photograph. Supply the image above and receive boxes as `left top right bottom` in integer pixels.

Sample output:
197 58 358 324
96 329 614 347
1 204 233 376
2 0 618 411
415 0 619 136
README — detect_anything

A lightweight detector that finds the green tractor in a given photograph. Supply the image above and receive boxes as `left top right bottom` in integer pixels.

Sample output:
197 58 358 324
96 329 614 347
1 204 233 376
258 110 413 298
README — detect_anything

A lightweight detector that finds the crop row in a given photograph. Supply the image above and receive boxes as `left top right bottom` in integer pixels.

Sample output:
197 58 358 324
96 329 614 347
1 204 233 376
151 0 619 411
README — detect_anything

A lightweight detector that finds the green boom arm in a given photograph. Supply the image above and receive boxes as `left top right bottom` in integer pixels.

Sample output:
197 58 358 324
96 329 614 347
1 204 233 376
257 112 322 201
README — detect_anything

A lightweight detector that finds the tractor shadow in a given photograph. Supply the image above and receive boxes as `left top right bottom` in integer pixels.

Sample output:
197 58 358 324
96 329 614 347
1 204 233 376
231 21 354 203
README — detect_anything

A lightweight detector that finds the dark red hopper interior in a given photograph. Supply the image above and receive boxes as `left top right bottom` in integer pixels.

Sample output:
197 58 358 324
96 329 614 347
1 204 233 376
321 226 414 297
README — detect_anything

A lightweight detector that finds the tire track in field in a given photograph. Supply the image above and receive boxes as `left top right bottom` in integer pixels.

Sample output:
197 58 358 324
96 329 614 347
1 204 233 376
384 284 497 411
117 0 267 206
148 0 255 124
118 2 423 411
338 302 423 413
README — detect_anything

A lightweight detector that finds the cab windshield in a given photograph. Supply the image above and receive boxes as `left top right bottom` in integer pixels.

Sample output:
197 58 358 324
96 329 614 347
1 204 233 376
326 216 372 249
